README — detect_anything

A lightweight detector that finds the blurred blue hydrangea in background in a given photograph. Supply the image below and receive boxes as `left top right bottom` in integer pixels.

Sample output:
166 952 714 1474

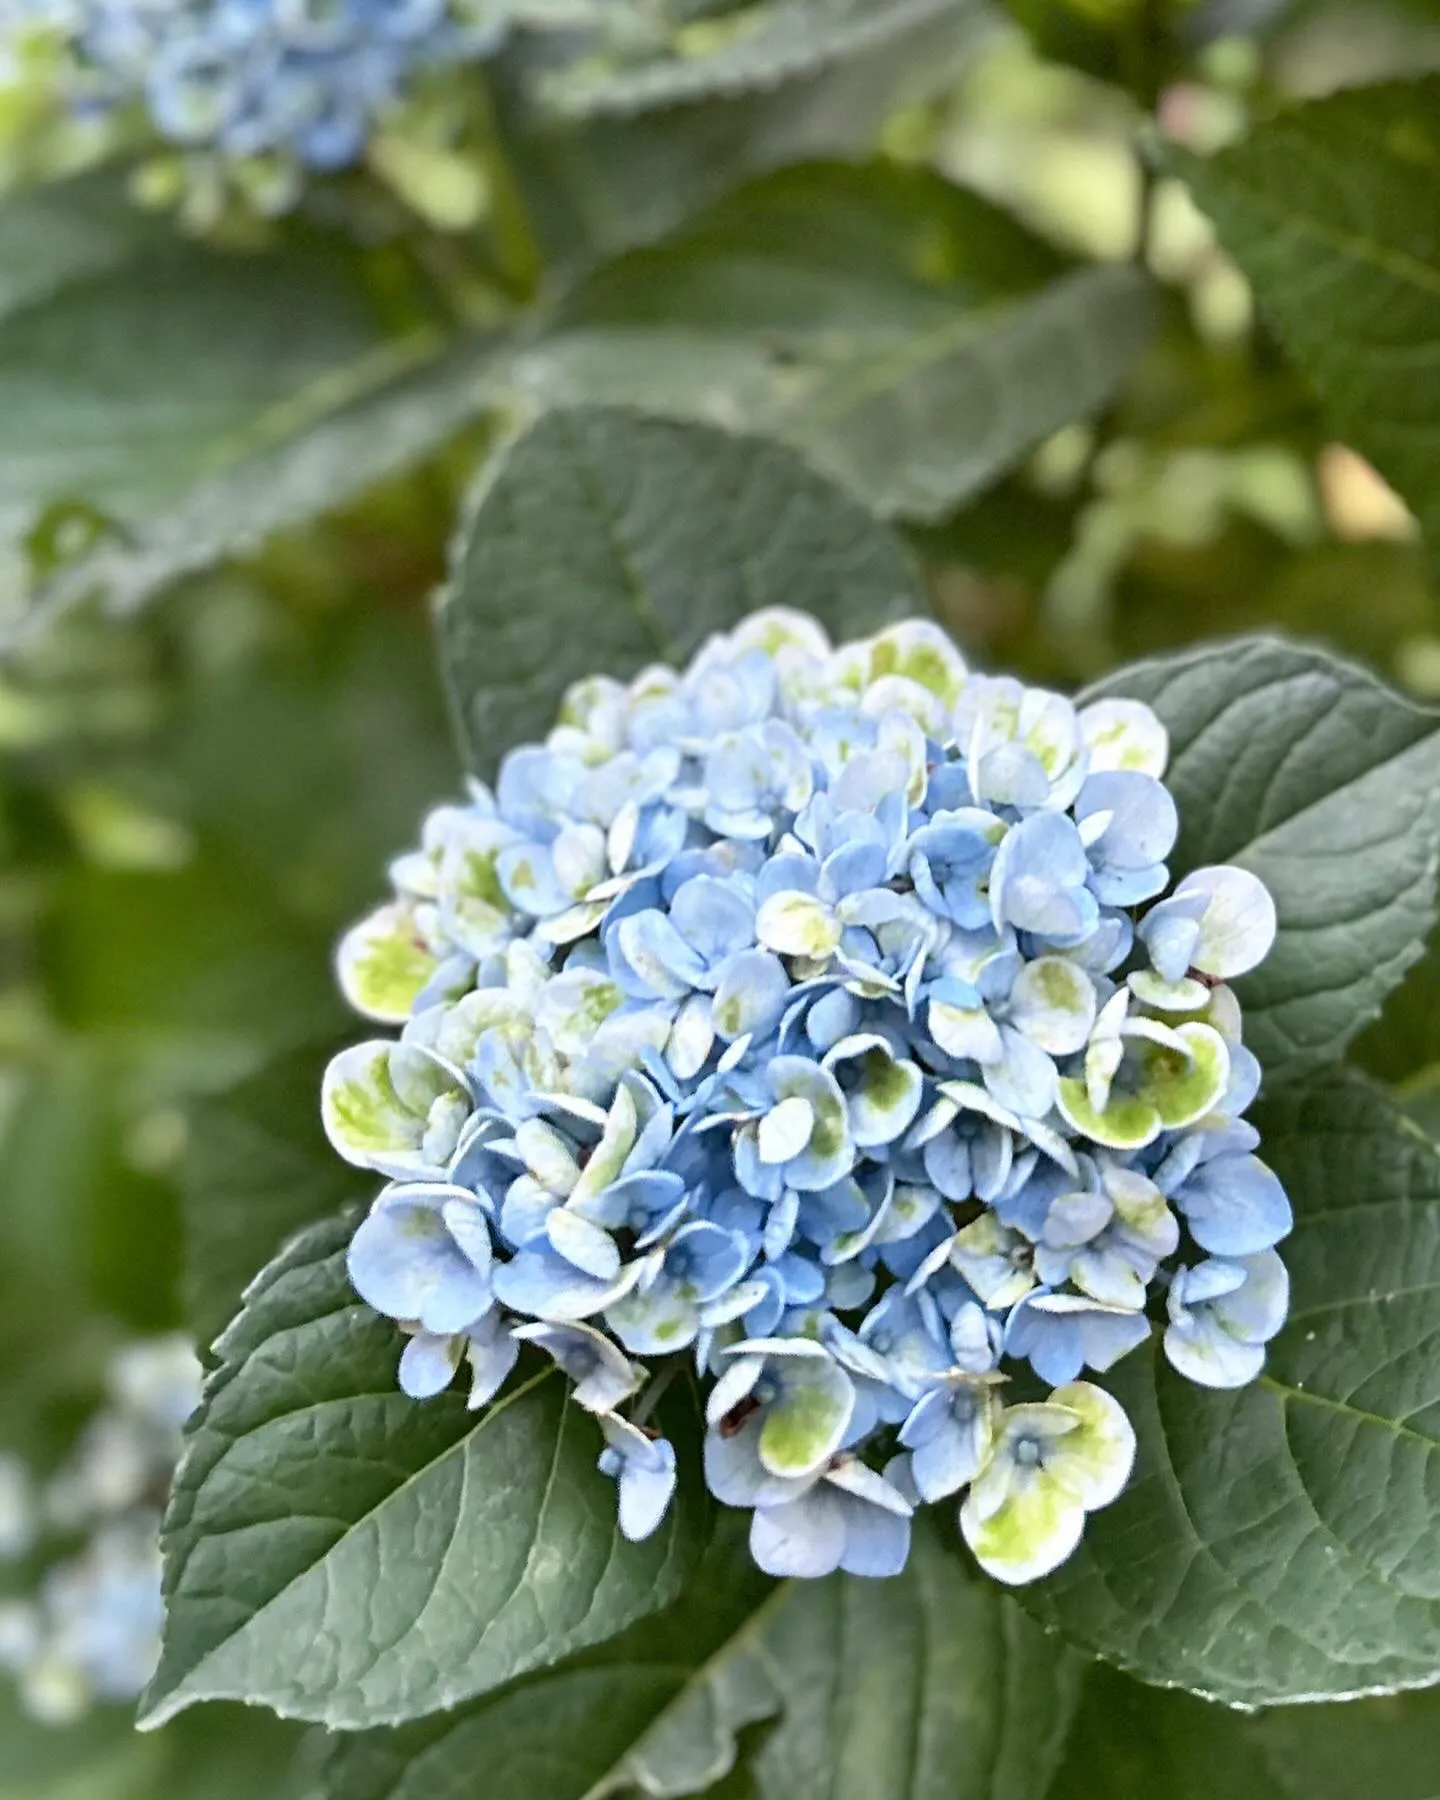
2 0 509 172
324 608 1291 1588
0 1337 200 1723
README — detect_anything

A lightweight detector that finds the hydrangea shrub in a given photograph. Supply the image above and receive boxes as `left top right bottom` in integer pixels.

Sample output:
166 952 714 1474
322 606 1292 1587
139 411 1440 1749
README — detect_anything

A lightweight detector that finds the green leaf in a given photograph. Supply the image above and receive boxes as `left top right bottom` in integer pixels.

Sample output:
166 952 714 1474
0 1043 182 1332
1356 929 1440 1089
182 1038 362 1352
1051 1662 1440 1800
0 221 496 638
1402 1067 1440 1143
514 161 1156 520
0 243 379 623
533 0 998 117
499 1 998 259
1249 1684 1440 1800
28 334 500 634
1047 1666 1287 1800
0 173 168 327
141 1214 709 1732
303 1516 1083 1800
1019 1066 1440 1705
1086 637 1440 1083
438 404 925 775
1167 80 1440 569
0 1685 145 1797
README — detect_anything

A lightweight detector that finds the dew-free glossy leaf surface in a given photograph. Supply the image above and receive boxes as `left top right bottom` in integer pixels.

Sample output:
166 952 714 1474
502 1 997 258
1021 1068 1440 1705
33 334 501 630
515 161 1155 520
143 1215 707 1730
1088 637 1440 1083
438 405 925 775
1052 1660 1440 1800
305 1517 1082 1800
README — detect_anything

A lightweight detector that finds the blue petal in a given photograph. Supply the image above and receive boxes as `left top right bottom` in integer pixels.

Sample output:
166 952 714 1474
750 1486 846 1578
1176 1153 1293 1256
398 1332 461 1399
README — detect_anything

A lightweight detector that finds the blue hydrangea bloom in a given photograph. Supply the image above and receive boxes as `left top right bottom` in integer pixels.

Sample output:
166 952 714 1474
327 609 1292 1587
0 1336 201 1724
11 0 509 172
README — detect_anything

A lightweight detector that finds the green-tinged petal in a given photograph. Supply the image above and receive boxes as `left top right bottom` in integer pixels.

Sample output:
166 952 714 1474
389 1044 465 1116
832 1041 923 1146
930 1000 1003 1063
759 1359 854 1479
861 620 968 706
322 1042 429 1166
961 1461 1087 1587
515 1119 583 1197
335 902 440 1025
1078 697 1168 778
1201 982 1244 1042
731 606 832 661
1132 1023 1230 1130
756 891 842 958
861 675 950 745
571 1082 639 1204
1009 956 1097 1056
951 1214 1035 1309
1022 691 1080 781
1083 1034 1124 1113
535 970 623 1057
1044 1381 1137 1510
427 989 528 1066
535 901 608 945
935 1080 1023 1133
1127 969 1210 1013
1056 1076 1161 1151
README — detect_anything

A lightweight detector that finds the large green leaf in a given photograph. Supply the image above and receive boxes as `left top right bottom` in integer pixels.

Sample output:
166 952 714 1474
499 1 998 258
1048 1666 1286 1800
141 1215 708 1731
0 220 496 638
182 1038 361 1352
438 404 926 775
303 1517 1083 1800
1087 637 1440 1084
1051 1663 1440 1800
532 0 998 116
1168 80 1440 567
30 334 500 632
1249 1684 1440 1800
1020 1067 1440 1705
514 161 1156 519
0 172 169 327
1356 928 1440 1089
0 242 376 622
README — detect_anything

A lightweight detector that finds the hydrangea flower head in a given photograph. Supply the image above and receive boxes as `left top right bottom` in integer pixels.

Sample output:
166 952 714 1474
4 0 509 175
326 610 1292 1587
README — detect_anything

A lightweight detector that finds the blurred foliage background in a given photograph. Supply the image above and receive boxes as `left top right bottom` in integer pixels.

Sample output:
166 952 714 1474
0 0 1437 1793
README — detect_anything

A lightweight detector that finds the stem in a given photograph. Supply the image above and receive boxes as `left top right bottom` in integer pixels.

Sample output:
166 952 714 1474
630 1358 685 1431
471 69 543 306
